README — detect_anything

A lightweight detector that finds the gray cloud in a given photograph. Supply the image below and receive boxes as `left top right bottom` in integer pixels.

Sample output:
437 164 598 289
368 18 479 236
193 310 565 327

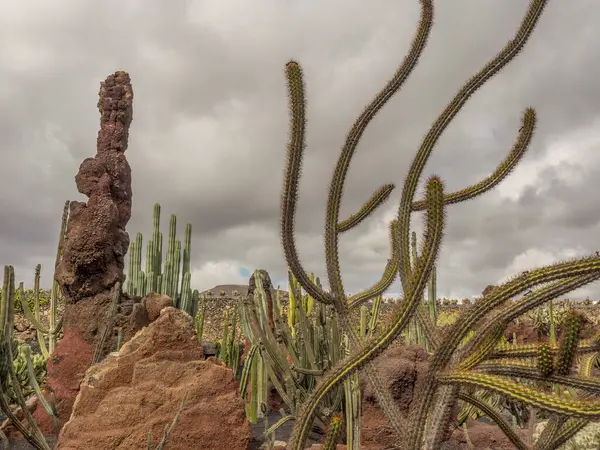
1 0 600 303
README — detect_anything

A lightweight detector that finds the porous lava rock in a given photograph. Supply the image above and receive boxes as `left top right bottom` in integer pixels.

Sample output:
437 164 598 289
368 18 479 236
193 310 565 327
55 70 133 303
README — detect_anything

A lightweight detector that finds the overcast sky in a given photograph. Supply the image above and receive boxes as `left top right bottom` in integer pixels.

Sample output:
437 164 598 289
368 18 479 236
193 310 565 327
1 0 600 301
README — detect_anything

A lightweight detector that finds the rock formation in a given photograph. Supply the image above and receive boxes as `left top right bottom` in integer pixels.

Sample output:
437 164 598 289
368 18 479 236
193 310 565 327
51 71 147 348
7 293 172 440
56 307 251 450
55 70 133 302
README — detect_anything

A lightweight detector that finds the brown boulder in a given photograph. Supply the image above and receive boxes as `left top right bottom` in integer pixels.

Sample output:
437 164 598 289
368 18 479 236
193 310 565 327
56 307 251 450
360 344 429 411
503 323 540 345
357 345 432 449
30 290 161 436
62 290 150 350
358 403 523 450
142 292 174 321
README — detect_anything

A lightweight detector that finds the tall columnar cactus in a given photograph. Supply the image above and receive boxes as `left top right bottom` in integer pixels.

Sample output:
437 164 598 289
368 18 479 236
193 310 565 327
428 259 437 324
286 270 373 448
195 295 206 342
278 1 600 449
125 203 199 316
218 305 242 376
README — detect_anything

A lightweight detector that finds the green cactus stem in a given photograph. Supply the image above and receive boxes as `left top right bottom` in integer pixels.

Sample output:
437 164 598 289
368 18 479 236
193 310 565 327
125 203 197 316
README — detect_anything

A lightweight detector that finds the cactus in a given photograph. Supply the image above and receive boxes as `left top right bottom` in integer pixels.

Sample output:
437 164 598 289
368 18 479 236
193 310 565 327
287 273 298 334
537 343 554 378
217 305 242 375
6 340 47 402
0 266 57 450
554 312 581 376
125 203 198 316
277 1 600 449
287 271 318 335
195 295 206 343
219 308 230 361
0 202 69 448
92 283 122 364
322 414 343 450
549 299 557 345
12 201 69 359
408 230 438 349
239 269 371 440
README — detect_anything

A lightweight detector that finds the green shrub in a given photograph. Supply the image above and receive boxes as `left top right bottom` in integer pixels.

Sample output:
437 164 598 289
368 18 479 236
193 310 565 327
0 288 50 314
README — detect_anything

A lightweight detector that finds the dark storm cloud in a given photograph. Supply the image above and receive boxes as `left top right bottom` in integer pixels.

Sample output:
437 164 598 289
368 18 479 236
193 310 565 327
1 0 599 301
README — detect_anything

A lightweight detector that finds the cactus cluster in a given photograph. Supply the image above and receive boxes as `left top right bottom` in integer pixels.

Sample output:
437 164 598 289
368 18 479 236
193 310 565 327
3 1 600 449
6 341 47 400
275 1 600 449
237 269 382 445
125 203 199 316
238 270 345 426
522 300 572 340
6 200 69 363
0 202 74 449
0 266 59 450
